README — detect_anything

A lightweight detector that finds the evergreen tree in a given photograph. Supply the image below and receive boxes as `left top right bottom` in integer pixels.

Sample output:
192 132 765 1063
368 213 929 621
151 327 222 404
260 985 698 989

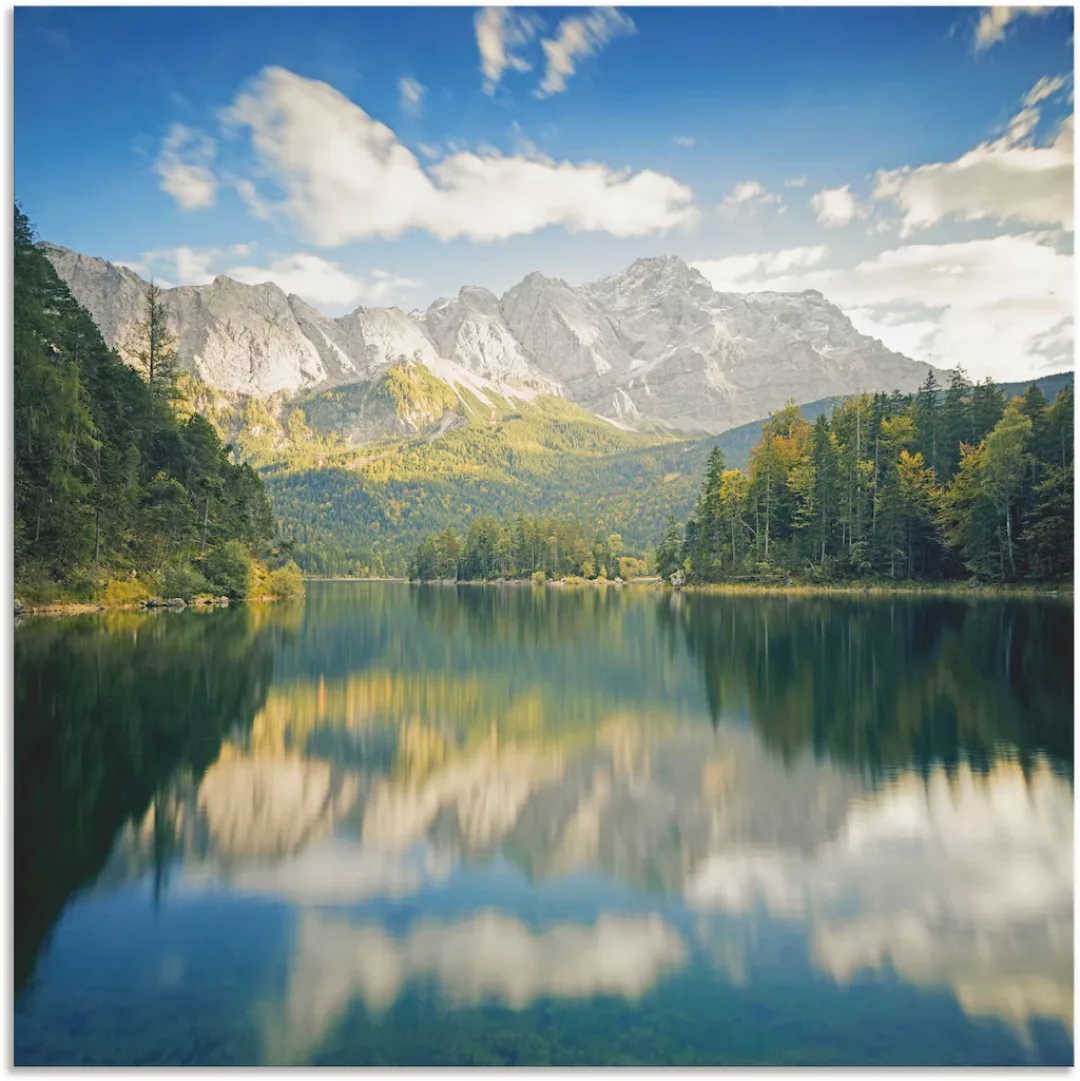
13 203 280 602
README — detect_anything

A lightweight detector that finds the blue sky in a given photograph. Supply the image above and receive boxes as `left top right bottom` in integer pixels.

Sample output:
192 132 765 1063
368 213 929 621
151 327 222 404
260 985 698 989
14 5 1075 380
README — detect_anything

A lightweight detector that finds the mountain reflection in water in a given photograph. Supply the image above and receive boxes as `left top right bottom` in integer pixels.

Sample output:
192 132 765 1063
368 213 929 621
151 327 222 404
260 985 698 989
14 584 1073 1066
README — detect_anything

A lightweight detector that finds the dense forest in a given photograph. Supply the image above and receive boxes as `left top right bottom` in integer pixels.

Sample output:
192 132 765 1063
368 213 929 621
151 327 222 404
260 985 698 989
658 372 1073 585
13 205 302 605
260 366 1071 580
408 515 650 582
261 393 703 578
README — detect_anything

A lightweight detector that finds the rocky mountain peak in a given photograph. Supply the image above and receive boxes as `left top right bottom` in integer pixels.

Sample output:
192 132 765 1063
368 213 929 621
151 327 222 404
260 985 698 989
44 241 939 437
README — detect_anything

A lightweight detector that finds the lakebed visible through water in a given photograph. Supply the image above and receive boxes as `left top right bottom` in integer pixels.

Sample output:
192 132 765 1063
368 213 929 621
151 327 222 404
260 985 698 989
14 582 1074 1065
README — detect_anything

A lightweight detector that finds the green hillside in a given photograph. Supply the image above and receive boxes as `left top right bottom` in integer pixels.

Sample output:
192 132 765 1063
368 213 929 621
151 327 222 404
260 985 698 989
187 358 1074 579
260 388 707 575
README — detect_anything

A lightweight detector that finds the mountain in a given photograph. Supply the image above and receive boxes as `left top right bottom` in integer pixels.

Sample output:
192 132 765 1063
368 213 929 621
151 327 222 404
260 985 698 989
44 244 937 436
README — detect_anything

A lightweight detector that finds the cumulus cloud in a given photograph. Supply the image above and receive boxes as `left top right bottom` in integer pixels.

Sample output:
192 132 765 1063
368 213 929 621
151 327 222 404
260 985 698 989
718 179 779 219
221 67 698 245
810 184 862 227
126 245 421 310
535 8 635 98
673 135 695 148
784 175 808 188
130 246 222 286
231 176 273 221
691 246 830 291
475 7 542 94
154 123 218 210
692 232 1073 381
973 5 1052 52
226 253 423 308
398 75 426 116
874 76 1073 236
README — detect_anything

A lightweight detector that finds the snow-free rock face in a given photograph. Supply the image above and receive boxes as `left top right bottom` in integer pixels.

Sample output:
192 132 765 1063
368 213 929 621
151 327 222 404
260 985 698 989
420 286 556 391
41 244 149 352
45 244 938 435
573 256 936 432
166 277 330 396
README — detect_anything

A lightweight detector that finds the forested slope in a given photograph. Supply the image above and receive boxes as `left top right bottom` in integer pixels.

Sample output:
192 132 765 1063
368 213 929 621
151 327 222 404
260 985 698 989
14 205 300 604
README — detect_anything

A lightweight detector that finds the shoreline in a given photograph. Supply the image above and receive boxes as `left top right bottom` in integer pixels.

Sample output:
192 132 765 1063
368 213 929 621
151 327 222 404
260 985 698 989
402 576 1072 598
26 578 1069 615
15 594 303 619
303 576 408 582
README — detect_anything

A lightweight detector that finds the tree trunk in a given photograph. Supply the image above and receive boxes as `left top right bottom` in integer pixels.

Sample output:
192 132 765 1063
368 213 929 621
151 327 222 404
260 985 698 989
1005 497 1017 577
764 467 771 560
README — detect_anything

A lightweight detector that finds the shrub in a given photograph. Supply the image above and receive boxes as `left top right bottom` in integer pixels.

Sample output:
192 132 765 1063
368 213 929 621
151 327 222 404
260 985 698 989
266 561 305 599
203 540 254 599
530 570 547 586
161 564 213 602
100 576 152 607
62 569 99 602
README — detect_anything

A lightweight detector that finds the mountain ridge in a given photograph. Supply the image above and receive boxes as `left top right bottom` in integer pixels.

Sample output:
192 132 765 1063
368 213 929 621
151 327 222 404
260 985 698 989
44 243 939 437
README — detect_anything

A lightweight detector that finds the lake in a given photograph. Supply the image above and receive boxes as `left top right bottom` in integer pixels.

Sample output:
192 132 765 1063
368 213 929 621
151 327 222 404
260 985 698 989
14 582 1074 1066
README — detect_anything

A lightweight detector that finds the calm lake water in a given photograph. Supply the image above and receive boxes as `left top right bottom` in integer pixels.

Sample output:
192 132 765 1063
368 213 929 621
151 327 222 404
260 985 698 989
14 582 1074 1065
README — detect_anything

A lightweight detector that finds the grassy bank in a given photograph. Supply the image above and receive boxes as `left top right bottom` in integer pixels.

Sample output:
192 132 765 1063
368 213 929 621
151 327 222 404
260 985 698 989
404 575 1071 598
667 579 1073 599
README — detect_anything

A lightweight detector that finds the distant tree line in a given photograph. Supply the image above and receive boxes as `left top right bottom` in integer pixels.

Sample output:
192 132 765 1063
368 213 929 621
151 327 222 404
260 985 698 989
409 515 651 582
14 204 302 603
657 372 1073 584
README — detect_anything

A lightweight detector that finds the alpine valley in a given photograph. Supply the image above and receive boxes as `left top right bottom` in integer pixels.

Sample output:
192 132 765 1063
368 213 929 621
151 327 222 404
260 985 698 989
43 244 1068 576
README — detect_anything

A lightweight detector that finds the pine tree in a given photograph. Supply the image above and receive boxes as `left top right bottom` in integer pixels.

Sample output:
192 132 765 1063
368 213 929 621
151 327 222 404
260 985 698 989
126 282 180 423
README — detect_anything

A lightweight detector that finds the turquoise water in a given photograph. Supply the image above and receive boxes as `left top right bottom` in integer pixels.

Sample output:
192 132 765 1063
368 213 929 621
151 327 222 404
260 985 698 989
14 583 1074 1065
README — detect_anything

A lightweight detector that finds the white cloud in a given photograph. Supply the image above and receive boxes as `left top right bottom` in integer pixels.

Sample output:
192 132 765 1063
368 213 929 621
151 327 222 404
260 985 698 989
126 244 421 310
536 8 635 98
398 75 426 117
673 135 695 148
691 245 830 291
417 142 440 160
693 232 1073 381
221 66 698 245
475 7 542 94
718 179 779 219
810 184 862 227
154 123 218 210
973 5 1052 52
784 175 808 188
133 246 221 286
874 78 1074 236
226 253 423 308
232 176 273 221
1024 73 1068 107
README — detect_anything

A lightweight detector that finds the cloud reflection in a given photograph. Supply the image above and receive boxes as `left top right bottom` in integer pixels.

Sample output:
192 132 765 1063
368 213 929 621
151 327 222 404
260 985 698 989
263 910 687 1064
685 759 1072 1038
